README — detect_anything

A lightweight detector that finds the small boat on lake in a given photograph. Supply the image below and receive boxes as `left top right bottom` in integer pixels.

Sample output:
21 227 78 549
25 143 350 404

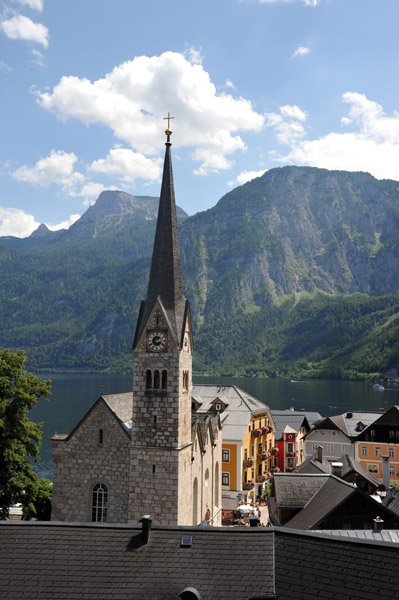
373 383 385 391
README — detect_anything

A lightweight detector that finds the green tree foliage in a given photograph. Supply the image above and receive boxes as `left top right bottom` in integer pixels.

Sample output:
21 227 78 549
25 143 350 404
0 349 51 519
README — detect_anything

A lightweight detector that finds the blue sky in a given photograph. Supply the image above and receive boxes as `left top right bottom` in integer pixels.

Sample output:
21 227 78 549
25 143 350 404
1 0 399 236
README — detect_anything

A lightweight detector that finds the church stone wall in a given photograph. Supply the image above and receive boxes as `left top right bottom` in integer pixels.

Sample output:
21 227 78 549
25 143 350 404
52 400 130 523
130 307 194 526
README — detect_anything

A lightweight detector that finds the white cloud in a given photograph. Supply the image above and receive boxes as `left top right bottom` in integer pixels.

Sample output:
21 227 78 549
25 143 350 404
185 47 203 65
265 105 307 145
31 48 44 66
76 182 112 199
0 60 12 72
292 45 310 58
224 79 236 90
1 15 48 48
228 169 267 186
12 149 85 193
0 206 39 237
280 104 307 121
0 206 81 238
89 148 162 182
258 0 320 6
266 92 399 181
35 51 264 175
11 0 44 12
46 214 80 231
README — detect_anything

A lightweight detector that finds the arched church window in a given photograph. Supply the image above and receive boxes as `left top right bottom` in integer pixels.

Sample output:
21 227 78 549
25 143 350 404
99 428 103 444
146 370 152 389
162 370 167 389
183 370 189 391
154 370 160 389
91 483 108 522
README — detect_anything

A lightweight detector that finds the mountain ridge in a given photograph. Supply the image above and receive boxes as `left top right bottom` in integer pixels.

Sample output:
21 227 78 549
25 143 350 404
0 167 398 379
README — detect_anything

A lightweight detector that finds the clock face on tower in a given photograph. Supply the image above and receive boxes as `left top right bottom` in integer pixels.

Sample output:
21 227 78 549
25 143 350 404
146 330 167 352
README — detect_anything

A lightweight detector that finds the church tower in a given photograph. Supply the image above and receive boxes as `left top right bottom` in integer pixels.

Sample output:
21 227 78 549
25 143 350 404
129 120 194 525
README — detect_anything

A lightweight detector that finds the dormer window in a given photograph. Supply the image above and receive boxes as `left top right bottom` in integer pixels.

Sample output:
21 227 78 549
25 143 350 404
356 422 365 432
215 403 222 411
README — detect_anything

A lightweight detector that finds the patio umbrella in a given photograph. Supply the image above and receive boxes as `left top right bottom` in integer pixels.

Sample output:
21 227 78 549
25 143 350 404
238 504 252 513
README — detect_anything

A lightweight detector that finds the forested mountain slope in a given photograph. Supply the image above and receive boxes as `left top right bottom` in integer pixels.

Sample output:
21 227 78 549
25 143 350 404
1 168 398 379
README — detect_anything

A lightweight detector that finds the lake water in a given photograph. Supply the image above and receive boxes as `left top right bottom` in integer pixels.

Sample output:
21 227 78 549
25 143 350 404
29 373 399 480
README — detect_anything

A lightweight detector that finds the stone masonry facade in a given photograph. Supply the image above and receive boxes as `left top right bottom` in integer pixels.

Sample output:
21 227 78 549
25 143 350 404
52 399 130 522
130 305 194 526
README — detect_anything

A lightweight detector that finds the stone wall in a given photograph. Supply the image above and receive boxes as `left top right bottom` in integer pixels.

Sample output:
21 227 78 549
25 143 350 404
52 399 130 523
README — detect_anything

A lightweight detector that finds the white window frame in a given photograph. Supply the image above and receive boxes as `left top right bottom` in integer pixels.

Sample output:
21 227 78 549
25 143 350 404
361 445 368 456
222 472 230 486
92 483 108 523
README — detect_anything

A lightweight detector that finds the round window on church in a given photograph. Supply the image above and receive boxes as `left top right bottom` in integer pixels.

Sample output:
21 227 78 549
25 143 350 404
204 468 210 488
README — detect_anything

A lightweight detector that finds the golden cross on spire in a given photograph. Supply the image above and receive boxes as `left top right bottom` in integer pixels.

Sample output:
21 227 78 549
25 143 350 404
163 112 175 135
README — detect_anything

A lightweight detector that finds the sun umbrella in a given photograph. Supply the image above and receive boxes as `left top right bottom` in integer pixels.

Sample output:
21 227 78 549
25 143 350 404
238 504 252 513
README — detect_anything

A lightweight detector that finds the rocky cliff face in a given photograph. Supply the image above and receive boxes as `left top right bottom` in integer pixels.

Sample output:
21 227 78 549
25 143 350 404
180 167 399 321
0 167 398 376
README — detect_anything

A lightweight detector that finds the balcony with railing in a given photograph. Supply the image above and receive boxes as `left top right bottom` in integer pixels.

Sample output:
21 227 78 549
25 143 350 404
251 428 263 438
243 458 254 468
243 481 254 490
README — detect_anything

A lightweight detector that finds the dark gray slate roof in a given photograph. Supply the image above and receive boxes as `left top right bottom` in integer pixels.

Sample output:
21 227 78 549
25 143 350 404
296 453 380 488
270 409 322 440
0 522 274 600
133 140 187 349
383 489 399 517
273 473 330 508
2 522 399 599
284 476 356 530
275 528 399 600
329 411 381 438
103 392 133 424
295 455 330 474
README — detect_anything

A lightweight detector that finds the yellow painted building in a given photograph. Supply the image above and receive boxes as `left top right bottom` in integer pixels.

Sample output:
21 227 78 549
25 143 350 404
192 384 275 508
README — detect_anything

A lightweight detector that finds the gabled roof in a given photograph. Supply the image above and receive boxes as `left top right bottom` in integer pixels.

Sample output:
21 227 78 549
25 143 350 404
339 454 380 487
329 411 381 438
51 393 133 441
283 476 356 529
3 522 399 599
193 384 269 443
270 410 321 440
296 452 380 488
356 405 399 440
295 455 331 475
273 473 330 509
383 489 399 517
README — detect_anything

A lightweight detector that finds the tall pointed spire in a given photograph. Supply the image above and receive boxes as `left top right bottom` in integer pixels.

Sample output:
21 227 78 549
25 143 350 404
133 121 186 349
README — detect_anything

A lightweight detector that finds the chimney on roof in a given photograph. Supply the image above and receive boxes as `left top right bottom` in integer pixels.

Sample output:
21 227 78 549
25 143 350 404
140 514 152 544
373 516 384 532
381 455 390 490
346 412 353 419
331 461 343 478
316 445 323 463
